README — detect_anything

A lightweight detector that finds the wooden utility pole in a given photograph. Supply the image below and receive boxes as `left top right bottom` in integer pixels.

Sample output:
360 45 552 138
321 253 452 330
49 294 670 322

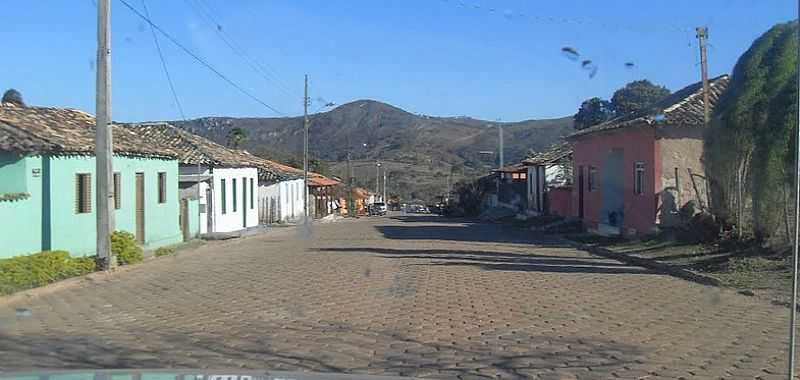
95 0 115 270
788 2 800 377
375 161 381 201
696 27 710 125
303 74 309 222
383 168 387 205
346 151 354 216
498 124 504 169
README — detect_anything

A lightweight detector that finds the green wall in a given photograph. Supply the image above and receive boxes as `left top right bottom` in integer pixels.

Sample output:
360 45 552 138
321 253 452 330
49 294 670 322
0 153 182 259
187 198 199 238
0 154 43 257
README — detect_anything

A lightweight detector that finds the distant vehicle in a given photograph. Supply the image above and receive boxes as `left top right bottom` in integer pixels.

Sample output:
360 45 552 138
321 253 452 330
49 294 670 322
405 204 429 214
369 202 387 216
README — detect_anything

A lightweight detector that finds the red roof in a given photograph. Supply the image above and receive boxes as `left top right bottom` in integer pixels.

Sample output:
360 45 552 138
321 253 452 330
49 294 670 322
308 175 340 187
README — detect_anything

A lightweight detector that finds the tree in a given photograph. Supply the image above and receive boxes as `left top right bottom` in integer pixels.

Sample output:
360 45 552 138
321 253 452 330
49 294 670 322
2 89 25 106
705 21 798 242
226 127 247 148
574 97 615 130
309 158 330 176
611 80 670 115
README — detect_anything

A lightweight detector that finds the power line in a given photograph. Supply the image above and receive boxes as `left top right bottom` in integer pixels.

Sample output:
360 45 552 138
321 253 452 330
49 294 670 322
184 0 300 100
440 0 692 35
117 0 286 116
140 0 186 120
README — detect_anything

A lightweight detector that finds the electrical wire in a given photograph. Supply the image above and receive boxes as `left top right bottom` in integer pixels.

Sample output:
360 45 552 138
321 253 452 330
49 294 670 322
117 0 286 116
184 0 300 100
140 0 186 120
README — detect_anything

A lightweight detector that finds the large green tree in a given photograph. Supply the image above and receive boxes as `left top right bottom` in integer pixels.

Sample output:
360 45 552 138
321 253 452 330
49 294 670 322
226 127 248 148
705 21 798 241
611 80 670 115
574 97 615 130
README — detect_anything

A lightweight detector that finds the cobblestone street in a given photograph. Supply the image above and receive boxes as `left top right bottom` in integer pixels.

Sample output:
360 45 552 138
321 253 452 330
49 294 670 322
0 215 794 379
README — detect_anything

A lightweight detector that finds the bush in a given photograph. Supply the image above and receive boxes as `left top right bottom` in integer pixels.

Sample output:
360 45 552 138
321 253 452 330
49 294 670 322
0 251 96 295
111 231 143 265
154 246 175 257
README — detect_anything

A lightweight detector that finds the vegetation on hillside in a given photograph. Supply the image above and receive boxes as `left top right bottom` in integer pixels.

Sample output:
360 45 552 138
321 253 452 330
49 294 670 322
173 100 572 201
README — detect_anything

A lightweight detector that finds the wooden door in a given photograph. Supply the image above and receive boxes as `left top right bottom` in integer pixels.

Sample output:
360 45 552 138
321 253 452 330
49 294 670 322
135 173 145 244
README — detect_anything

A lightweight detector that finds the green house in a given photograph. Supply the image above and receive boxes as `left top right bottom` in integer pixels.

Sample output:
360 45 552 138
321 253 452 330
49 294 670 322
0 103 183 259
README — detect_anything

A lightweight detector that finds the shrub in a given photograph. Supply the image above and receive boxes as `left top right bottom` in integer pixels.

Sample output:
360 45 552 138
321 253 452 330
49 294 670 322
111 231 143 265
0 251 96 295
155 246 175 257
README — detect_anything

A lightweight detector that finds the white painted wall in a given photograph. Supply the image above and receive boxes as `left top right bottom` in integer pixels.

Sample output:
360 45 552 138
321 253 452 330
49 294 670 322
258 178 304 223
211 167 259 233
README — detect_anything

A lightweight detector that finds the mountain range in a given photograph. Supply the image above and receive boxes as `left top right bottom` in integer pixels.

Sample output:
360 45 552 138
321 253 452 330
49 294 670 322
170 100 573 201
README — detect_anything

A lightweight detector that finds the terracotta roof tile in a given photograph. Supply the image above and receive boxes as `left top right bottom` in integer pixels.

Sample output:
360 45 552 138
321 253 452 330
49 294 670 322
522 142 573 165
0 103 174 158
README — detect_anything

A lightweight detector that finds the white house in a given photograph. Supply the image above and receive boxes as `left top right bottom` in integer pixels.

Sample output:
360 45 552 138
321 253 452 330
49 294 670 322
258 177 305 224
520 142 573 216
126 123 260 234
249 157 340 223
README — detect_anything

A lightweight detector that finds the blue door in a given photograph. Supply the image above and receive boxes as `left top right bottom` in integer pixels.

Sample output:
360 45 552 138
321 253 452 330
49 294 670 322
601 148 624 229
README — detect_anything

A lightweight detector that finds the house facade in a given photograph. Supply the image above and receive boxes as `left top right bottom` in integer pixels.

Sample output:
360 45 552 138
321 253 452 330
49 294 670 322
521 142 573 217
0 104 183 258
567 75 729 235
309 175 341 218
126 123 259 235
494 163 529 212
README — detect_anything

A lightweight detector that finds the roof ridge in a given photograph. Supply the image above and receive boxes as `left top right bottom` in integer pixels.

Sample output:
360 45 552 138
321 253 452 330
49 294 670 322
662 75 729 114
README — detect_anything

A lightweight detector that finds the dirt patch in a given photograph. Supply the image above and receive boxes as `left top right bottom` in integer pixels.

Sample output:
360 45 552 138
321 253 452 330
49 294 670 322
566 233 794 306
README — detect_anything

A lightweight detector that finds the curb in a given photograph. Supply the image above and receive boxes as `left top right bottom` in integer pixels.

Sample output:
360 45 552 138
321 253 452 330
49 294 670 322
559 237 722 287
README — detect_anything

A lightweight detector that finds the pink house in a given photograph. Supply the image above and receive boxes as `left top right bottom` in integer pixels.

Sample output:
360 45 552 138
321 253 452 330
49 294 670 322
566 75 729 236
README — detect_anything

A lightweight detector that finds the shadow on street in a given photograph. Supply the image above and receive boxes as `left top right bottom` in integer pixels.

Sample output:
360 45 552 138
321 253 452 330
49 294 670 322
316 247 656 276
0 321 645 377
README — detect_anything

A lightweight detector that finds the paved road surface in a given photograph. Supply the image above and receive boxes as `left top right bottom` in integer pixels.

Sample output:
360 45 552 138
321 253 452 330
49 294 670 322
0 215 794 379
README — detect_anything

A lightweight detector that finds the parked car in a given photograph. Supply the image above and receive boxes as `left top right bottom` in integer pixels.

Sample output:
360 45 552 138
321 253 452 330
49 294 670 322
369 202 387 216
406 204 429 214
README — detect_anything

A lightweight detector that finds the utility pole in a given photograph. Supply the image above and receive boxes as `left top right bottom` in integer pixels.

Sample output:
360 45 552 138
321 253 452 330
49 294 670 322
494 123 504 205
303 74 309 223
346 151 354 217
383 168 387 206
375 161 381 202
788 2 800 377
696 27 710 125
95 0 114 271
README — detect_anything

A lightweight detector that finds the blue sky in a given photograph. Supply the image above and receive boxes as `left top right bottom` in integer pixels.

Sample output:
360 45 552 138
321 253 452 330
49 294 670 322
0 1 794 122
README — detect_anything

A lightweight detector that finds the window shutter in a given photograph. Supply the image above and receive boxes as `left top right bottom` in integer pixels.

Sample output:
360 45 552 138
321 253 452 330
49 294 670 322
76 173 92 213
75 174 81 213
84 174 92 213
113 172 121 209
157 172 167 203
